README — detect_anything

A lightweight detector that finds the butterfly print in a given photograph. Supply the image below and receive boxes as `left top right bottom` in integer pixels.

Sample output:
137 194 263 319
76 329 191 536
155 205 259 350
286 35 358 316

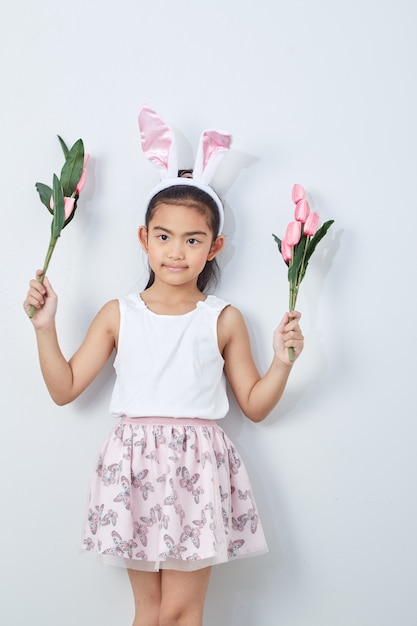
222 507 229 528
123 432 137 448
102 531 137 558
101 508 118 527
113 475 131 510
228 447 241 474
232 514 247 532
200 451 212 468
192 486 204 504
193 510 206 529
215 451 226 468
219 486 229 502
83 537 95 550
140 507 157 527
114 424 125 441
152 426 166 446
173 503 186 526
88 509 99 535
180 525 201 548
160 514 170 529
159 534 187 560
101 463 121 486
133 522 148 546
186 553 201 562
228 539 245 557
178 466 200 492
134 437 147 454
164 478 178 506
135 550 148 560
246 509 259 534
168 429 189 459
131 469 149 487
238 489 249 500
131 469 154 500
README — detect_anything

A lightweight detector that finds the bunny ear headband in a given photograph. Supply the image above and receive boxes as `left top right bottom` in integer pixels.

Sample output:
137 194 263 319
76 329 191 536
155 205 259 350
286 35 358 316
138 104 232 234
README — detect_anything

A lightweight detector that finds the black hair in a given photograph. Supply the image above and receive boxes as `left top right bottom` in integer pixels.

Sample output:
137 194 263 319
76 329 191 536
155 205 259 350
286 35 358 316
143 183 222 292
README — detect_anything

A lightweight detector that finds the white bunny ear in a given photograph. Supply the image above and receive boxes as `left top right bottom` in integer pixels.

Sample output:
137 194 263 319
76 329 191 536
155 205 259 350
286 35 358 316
138 104 178 179
193 130 232 184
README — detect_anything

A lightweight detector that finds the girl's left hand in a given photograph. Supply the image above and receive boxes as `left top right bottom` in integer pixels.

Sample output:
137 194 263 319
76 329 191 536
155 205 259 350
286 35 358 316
273 311 304 365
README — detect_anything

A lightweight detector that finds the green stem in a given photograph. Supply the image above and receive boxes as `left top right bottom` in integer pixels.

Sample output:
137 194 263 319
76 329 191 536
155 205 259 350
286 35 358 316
288 282 298 363
28 236 58 319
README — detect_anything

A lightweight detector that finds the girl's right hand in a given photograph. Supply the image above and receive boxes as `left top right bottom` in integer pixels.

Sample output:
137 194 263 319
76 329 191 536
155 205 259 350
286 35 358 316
23 271 58 329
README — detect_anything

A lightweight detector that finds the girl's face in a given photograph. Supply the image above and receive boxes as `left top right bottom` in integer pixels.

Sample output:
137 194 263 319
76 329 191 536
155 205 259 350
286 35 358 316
138 202 224 288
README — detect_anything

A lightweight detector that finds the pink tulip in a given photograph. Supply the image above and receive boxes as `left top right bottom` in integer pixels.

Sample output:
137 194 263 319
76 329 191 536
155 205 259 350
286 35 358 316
284 221 302 246
294 198 310 223
304 211 319 236
75 154 89 194
64 196 76 219
50 196 76 220
292 183 305 204
281 239 293 262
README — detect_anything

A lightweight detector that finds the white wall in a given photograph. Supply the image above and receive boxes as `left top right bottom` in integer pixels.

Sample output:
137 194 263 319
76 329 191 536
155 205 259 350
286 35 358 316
2 1 416 624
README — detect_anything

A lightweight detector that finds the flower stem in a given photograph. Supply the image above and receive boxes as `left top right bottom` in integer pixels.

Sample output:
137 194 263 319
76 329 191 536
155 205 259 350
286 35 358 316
288 283 298 362
28 236 58 319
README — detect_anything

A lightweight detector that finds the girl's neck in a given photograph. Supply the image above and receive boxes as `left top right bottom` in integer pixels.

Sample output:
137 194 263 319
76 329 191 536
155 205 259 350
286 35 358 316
140 282 206 315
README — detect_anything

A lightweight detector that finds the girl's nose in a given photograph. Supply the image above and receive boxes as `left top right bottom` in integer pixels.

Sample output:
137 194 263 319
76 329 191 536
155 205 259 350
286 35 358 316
168 242 185 259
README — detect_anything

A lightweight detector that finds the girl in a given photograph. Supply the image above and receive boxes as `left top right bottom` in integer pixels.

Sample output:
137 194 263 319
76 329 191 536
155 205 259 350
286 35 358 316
23 106 304 626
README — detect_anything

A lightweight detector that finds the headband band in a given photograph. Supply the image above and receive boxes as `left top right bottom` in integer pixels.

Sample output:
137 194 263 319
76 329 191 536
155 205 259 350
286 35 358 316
138 104 232 235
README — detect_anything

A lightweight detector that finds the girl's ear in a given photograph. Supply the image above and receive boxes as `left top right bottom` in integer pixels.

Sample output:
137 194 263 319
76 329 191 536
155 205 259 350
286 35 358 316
207 235 225 261
138 226 149 252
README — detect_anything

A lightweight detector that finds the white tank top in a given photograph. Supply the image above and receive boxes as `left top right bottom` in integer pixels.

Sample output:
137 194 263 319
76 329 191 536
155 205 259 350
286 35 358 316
109 293 230 420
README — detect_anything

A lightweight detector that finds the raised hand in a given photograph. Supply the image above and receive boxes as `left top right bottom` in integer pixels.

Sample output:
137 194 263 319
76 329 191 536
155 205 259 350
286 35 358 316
23 271 58 329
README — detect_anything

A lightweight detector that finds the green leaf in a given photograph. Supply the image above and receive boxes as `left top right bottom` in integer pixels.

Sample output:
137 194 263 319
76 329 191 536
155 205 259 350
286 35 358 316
272 233 282 254
288 235 307 285
35 182 53 214
304 220 334 269
57 135 69 159
51 174 65 238
60 138 84 196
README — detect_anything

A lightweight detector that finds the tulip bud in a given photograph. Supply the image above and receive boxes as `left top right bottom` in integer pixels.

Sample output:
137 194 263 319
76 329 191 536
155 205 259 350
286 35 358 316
292 183 305 204
294 198 310 223
304 211 319 236
64 197 76 219
75 154 89 194
281 239 292 263
284 221 302 246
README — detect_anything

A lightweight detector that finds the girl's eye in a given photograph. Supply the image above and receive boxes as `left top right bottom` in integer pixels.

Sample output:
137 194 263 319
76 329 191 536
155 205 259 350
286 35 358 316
158 234 169 241
187 238 199 245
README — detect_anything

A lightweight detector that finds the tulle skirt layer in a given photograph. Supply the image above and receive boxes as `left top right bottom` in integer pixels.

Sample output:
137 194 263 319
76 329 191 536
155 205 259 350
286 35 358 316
81 416 267 571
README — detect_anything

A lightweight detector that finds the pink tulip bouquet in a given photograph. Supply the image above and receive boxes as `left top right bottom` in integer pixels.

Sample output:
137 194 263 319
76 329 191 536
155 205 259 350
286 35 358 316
273 184 334 361
29 136 88 318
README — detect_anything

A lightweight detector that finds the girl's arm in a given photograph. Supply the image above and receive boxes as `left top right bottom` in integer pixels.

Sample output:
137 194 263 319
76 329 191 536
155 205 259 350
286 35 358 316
24 273 118 405
219 306 303 422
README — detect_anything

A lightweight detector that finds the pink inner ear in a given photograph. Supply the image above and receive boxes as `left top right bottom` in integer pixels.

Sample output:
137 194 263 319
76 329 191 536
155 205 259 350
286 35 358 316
201 131 232 170
138 105 173 172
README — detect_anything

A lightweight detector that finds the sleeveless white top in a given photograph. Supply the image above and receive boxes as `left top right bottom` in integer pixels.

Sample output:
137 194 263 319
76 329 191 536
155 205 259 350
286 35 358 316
109 293 230 420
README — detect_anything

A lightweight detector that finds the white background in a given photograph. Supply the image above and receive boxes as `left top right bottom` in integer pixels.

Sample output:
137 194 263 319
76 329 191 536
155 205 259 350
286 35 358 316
1 1 416 624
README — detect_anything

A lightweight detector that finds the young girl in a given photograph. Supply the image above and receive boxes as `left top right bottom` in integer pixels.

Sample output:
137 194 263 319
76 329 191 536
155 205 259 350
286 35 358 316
23 106 304 626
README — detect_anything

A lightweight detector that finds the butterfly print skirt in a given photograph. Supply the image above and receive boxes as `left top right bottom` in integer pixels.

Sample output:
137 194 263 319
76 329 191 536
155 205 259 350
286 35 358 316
81 416 268 571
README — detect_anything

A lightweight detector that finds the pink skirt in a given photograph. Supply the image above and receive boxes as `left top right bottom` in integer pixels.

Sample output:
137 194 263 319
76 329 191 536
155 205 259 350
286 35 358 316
81 417 268 571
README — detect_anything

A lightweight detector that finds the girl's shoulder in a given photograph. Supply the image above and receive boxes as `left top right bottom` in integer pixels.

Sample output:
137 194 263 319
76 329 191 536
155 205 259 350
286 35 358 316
91 299 120 334
217 303 247 354
203 294 230 313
